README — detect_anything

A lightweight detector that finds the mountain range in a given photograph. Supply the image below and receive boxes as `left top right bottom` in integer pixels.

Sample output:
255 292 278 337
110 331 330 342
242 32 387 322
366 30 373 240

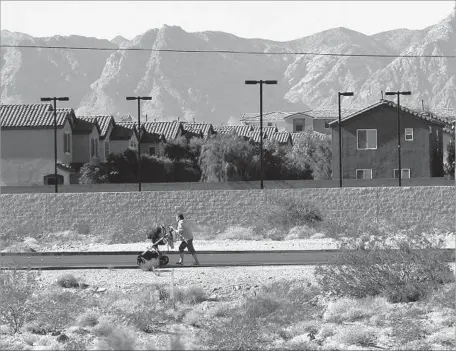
1 11 455 124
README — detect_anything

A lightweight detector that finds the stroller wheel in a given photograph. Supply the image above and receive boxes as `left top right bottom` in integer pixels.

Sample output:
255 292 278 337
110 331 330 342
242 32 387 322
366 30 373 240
159 255 169 266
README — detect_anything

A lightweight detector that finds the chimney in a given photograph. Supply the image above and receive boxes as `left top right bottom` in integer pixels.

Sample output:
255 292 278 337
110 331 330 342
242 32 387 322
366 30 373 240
193 117 195 123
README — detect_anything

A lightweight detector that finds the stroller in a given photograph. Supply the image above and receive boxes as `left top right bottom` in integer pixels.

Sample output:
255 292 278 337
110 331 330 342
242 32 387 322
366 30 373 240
137 225 176 270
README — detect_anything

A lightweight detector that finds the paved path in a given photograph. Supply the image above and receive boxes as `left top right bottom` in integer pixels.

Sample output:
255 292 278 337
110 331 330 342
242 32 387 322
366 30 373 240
0 249 454 270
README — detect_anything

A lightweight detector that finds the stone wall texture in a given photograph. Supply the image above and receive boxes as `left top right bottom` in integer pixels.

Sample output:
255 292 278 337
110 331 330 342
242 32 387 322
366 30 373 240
1 186 454 238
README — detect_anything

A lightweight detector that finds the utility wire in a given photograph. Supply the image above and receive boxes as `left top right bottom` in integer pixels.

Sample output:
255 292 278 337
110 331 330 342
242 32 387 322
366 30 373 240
1 44 455 58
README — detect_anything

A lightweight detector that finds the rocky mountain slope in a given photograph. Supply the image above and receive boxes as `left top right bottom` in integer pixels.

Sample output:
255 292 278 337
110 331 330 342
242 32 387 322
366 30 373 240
1 12 455 124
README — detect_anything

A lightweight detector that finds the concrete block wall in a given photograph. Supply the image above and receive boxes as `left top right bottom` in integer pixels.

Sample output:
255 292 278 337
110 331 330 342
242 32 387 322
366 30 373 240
0 186 454 239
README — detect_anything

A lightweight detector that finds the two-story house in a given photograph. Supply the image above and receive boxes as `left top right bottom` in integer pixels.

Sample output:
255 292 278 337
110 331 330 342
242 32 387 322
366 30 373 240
71 116 102 170
82 115 116 163
0 103 76 185
212 125 253 138
109 122 139 155
328 99 446 180
241 111 311 133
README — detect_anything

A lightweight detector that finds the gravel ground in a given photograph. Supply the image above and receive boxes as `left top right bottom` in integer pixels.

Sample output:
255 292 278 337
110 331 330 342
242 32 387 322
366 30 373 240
40 238 340 252
37 265 318 300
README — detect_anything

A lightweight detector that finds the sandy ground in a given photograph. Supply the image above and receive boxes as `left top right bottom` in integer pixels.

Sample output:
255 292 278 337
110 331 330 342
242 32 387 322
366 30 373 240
41 238 340 252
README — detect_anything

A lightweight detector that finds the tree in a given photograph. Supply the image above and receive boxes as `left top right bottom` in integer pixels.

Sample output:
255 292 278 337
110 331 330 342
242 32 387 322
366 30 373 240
78 163 108 184
444 139 455 179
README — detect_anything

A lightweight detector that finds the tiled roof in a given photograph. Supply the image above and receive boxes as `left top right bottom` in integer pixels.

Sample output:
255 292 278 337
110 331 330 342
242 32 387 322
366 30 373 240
328 100 447 127
252 126 279 134
247 131 267 143
110 124 134 140
1 104 73 129
213 125 253 137
182 123 213 138
116 121 140 130
143 121 182 140
241 111 310 122
269 132 292 145
78 115 114 138
305 108 359 120
73 116 101 135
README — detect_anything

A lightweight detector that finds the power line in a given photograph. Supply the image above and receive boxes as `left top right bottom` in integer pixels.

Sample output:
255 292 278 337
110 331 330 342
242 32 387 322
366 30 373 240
1 44 455 59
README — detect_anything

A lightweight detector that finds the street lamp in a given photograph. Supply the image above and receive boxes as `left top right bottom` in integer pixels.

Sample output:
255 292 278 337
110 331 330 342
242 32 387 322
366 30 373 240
245 80 278 189
126 96 152 192
338 92 354 188
385 91 411 187
40 96 70 193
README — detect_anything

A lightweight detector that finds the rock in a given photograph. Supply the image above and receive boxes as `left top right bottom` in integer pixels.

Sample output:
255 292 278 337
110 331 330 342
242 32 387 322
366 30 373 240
96 287 107 293
79 283 89 289
57 334 69 343
209 294 218 301
51 331 61 336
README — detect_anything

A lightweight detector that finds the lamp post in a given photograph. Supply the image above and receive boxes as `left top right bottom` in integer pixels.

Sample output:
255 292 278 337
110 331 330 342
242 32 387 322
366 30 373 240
126 96 152 192
338 92 354 187
245 80 278 189
385 91 411 186
40 96 70 193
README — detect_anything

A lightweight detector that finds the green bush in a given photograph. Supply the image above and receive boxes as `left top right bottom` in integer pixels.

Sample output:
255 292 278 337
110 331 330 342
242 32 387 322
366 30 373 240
315 241 455 303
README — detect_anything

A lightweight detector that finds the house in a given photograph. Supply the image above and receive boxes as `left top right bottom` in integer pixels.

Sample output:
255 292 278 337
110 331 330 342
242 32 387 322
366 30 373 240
241 111 311 133
109 122 139 155
71 116 102 169
182 122 215 139
0 103 76 185
252 126 279 134
143 121 184 141
268 132 293 146
241 109 361 134
212 125 253 138
328 99 447 180
304 108 359 134
116 121 167 156
247 131 267 144
81 115 116 163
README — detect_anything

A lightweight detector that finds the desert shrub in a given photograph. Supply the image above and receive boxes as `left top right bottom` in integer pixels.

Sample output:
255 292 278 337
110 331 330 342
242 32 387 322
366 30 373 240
258 197 322 233
315 240 454 303
426 283 455 310
323 296 391 324
56 274 80 288
76 309 100 327
183 286 208 305
204 279 322 350
335 326 378 347
92 323 136 350
34 289 95 331
0 268 41 333
244 293 290 319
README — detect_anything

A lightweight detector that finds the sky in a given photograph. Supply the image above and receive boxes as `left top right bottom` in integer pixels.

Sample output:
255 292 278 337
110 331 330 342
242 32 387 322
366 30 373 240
1 1 455 42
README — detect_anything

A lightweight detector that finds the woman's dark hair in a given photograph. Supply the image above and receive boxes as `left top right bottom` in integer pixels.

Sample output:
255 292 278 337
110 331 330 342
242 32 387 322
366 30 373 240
177 214 184 220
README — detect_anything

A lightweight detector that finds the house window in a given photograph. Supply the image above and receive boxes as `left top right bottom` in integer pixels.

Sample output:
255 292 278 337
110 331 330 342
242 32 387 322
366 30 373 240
356 169 373 179
267 122 273 126
91 138 98 158
357 129 377 150
63 133 71 154
324 122 330 129
394 169 411 179
149 146 156 155
44 174 64 185
130 141 137 150
104 142 110 159
405 128 414 141
295 124 303 132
